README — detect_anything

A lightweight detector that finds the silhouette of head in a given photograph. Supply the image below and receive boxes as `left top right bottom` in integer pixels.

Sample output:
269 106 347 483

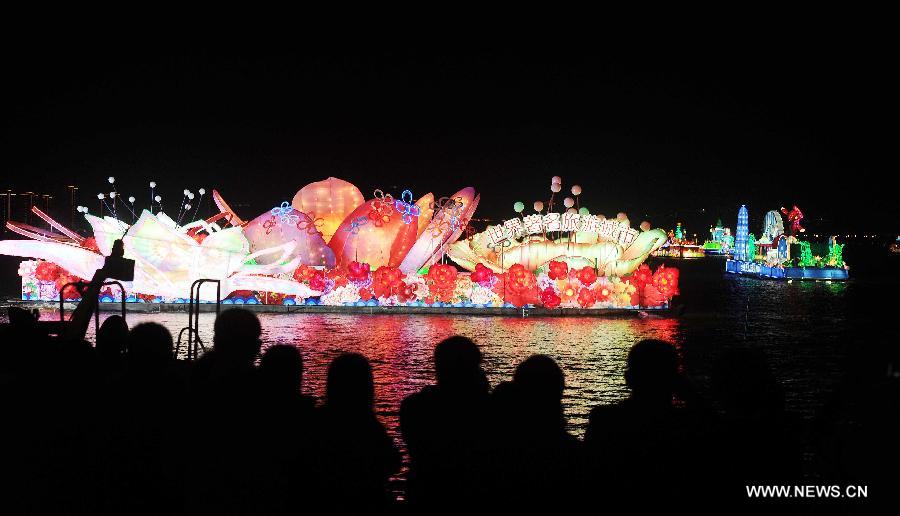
260 344 304 395
624 339 678 401
97 315 128 359
213 308 262 362
713 348 784 418
326 352 374 411
128 322 174 374
514 354 564 403
433 335 483 388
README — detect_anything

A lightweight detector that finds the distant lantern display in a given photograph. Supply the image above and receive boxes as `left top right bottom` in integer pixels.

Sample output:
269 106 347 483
735 205 749 261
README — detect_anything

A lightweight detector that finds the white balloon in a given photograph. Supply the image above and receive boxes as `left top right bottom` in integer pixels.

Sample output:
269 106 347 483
183 189 189 195
198 188 206 195
108 176 115 184
149 181 156 188
128 196 136 203
97 193 105 199
184 204 191 210
188 193 195 200
154 195 162 202
571 185 582 196
563 197 575 208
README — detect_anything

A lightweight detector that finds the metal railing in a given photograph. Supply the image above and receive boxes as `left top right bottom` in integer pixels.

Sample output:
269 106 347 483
59 280 127 333
175 279 221 361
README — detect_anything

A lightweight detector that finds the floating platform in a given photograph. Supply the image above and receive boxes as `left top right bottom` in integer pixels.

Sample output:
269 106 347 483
5 299 674 318
725 259 849 281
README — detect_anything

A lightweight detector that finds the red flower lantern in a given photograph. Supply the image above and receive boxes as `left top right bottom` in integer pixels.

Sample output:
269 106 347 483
326 267 349 288
372 266 404 298
397 282 417 303
576 266 598 286
293 264 317 283
35 261 61 282
359 287 373 301
495 264 539 307
632 263 654 288
471 263 495 286
547 260 568 280
309 273 326 292
577 287 596 308
347 261 371 283
652 265 680 298
540 287 561 309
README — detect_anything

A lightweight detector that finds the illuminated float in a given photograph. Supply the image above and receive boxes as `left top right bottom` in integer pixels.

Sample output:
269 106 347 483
2 176 680 311
702 219 733 256
652 222 704 258
725 204 849 280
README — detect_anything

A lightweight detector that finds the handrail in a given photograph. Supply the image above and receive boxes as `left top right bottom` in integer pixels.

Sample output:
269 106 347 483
59 280 127 334
175 279 221 361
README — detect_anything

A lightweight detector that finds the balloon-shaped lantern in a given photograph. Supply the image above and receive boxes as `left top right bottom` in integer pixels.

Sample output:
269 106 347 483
513 201 524 213
534 201 544 212
563 197 575 208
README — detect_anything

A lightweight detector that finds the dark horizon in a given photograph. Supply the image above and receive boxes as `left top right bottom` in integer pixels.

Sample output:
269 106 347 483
2 44 893 236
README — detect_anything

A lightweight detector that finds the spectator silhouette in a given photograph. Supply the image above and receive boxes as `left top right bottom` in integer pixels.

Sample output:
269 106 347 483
96 314 128 379
100 322 184 515
188 308 266 516
585 339 712 506
400 335 492 514
255 344 318 515
491 354 583 511
316 353 401 515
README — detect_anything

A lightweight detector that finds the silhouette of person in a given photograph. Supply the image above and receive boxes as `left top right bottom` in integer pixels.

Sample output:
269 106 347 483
585 339 712 506
188 308 266 516
400 335 492 514
100 322 184 515
316 353 401 515
255 344 318 515
96 314 128 379
490 354 583 511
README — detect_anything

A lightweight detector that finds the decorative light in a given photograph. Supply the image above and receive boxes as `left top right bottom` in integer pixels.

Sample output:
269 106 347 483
128 196 136 203
108 176 115 184
578 207 590 216
534 201 544 212
563 197 575 208
109 192 116 198
155 195 161 202
188 192 195 200
551 176 562 184
513 201 524 213
566 207 577 214
198 188 206 195
97 193 105 199
184 204 191 210
149 181 156 188
183 189 190 195
550 183 561 193
571 185 582 196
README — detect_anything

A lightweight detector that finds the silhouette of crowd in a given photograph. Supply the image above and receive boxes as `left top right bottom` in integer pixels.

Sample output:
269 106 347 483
1 307 894 514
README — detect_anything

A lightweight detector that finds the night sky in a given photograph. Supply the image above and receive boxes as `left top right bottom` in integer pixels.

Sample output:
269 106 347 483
2 43 893 237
